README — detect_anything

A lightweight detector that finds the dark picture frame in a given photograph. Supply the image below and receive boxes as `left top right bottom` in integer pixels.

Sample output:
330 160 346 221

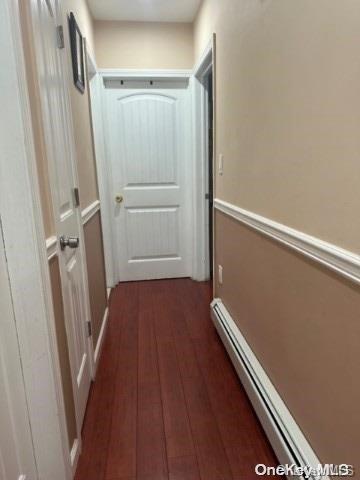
68 12 85 93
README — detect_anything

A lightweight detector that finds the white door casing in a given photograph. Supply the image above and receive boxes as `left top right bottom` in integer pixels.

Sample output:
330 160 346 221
192 38 215 282
88 71 117 288
104 84 192 281
29 0 92 429
0 227 38 480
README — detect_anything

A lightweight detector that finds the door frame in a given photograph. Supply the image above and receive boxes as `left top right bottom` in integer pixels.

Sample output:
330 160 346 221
90 68 193 284
0 0 72 478
90 60 217 284
86 52 118 288
192 36 216 282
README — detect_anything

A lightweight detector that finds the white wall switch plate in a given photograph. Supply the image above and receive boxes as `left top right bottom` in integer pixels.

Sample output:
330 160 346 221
218 154 224 175
218 265 223 284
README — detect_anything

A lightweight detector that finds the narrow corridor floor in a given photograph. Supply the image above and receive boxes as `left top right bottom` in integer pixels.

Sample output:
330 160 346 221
75 279 281 480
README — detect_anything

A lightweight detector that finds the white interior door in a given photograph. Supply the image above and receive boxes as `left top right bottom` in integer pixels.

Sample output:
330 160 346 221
105 82 192 281
34 0 91 428
0 227 38 480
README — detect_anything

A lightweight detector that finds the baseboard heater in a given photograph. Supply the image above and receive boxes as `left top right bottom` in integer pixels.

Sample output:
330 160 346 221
211 299 329 480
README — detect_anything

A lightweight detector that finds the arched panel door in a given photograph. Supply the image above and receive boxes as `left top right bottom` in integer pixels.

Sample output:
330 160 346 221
106 88 192 281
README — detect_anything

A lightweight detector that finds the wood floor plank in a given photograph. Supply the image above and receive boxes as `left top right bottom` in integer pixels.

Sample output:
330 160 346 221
157 341 195 459
182 376 233 479
136 282 168 480
151 282 174 345
196 445 233 480
105 284 139 480
164 282 202 380
105 390 137 479
194 339 256 446
174 338 202 380
105 477 135 480
138 283 161 386
178 279 217 341
137 400 168 479
226 445 261 479
168 456 201 480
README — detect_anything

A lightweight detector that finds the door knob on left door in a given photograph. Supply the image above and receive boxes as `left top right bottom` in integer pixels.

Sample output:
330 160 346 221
115 195 124 204
60 236 79 251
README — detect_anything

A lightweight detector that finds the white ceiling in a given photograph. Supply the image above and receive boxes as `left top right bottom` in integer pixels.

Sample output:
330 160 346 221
87 0 202 23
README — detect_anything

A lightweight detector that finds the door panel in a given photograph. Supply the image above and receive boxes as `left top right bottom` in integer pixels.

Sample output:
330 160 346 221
120 95 177 185
127 207 179 259
0 230 38 480
36 0 91 428
106 87 192 281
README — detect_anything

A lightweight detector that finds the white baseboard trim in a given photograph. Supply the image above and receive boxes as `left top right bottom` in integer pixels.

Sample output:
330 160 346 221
215 198 360 286
70 438 80 477
93 306 109 374
81 200 100 226
211 299 329 480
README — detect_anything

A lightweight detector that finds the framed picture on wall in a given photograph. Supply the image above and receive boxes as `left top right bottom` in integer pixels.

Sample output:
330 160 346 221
68 12 85 93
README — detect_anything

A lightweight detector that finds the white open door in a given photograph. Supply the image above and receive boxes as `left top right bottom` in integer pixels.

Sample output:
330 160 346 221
30 0 92 428
104 81 192 281
0 227 38 480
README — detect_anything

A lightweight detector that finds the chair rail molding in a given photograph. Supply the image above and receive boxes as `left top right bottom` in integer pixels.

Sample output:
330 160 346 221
214 198 360 285
81 200 100 225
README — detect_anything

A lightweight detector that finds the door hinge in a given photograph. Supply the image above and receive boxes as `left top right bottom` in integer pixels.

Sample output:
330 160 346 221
72 187 80 207
87 321 92 337
56 25 65 49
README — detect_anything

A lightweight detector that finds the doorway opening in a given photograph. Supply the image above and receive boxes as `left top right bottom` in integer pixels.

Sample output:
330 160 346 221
88 43 215 287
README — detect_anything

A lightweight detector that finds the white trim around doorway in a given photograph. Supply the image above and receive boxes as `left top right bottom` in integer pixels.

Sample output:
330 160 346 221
87 51 118 288
89 58 218 284
192 37 215 281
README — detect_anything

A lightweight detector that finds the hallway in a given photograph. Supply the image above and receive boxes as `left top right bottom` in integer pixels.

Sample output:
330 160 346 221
75 279 280 480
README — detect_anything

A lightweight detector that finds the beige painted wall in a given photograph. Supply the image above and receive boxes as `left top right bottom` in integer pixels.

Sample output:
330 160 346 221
94 20 193 69
195 0 360 253
49 256 77 449
83 212 108 346
215 211 360 473
61 0 99 209
63 0 95 59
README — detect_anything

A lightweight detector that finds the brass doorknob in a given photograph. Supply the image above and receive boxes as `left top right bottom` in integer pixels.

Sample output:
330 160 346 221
115 195 123 204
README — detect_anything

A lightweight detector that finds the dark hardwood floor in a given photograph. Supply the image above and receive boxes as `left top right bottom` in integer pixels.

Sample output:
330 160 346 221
75 279 281 480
